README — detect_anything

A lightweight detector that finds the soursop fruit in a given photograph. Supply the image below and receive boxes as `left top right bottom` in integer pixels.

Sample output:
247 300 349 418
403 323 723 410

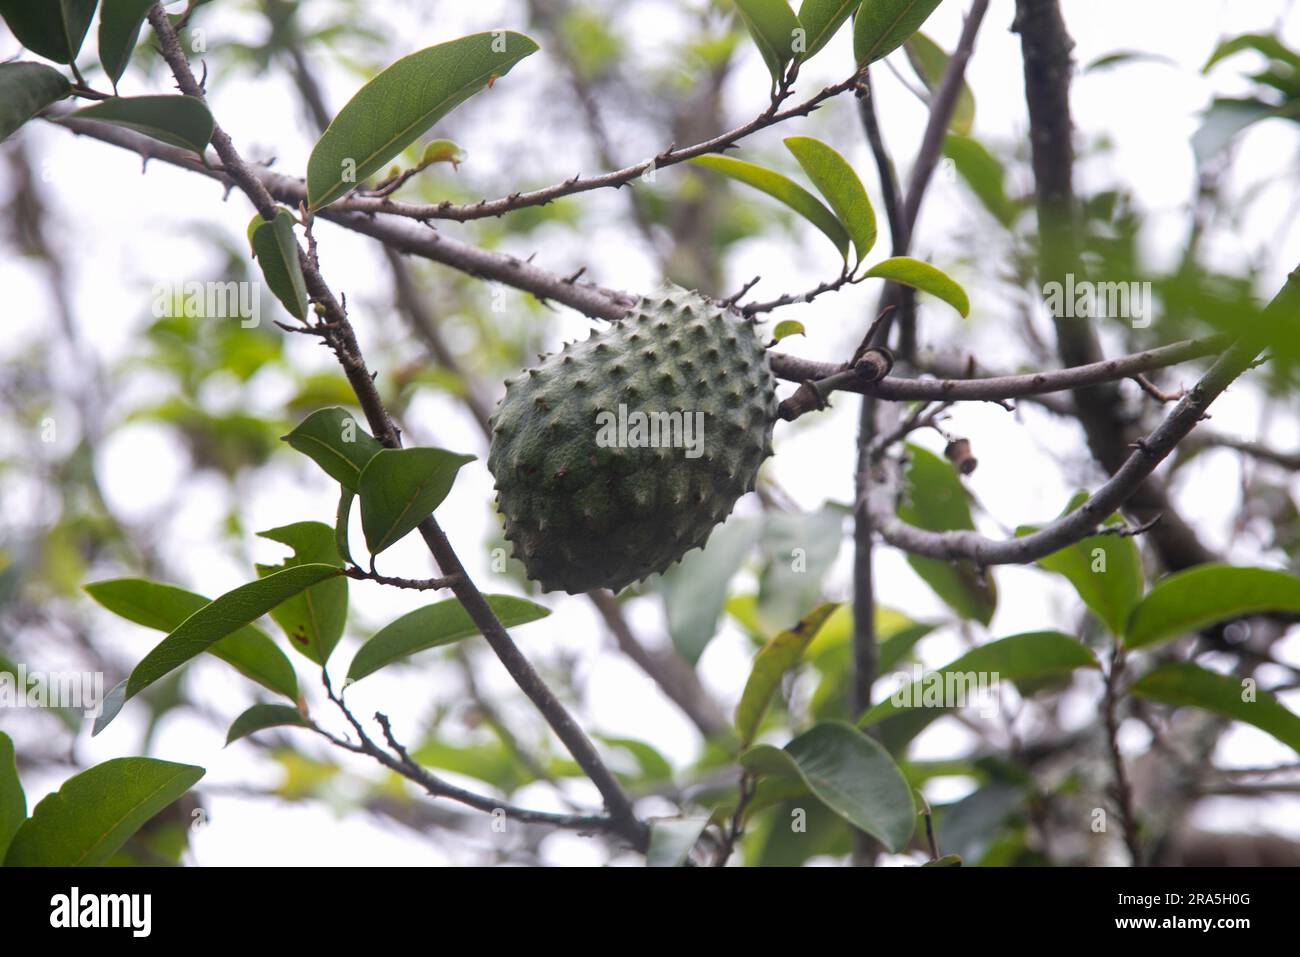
488 283 778 594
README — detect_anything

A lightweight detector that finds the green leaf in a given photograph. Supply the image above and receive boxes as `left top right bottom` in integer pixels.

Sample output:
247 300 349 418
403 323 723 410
63 94 214 154
853 0 945 67
1132 662 1300 753
864 256 969 316
924 853 963 866
306 31 539 209
254 523 348 666
247 209 308 322
897 444 995 623
805 607 936 720
0 62 72 143
1191 97 1286 164
421 138 466 167
226 704 309 746
1204 33 1300 74
358 447 475 557
733 0 802 84
3 758 204 866
84 578 299 700
646 817 711 867
346 594 550 683
412 738 537 792
1125 565 1300 649
784 135 876 264
596 735 675 783
658 517 758 666
122 564 342 704
905 32 975 135
0 0 97 64
771 319 805 342
859 631 1098 750
942 134 1016 227
690 154 850 259
282 407 385 493
334 488 355 565
98 0 155 87
756 506 844 629
935 781 1025 862
92 680 127 736
736 603 840 746
1015 492 1143 635
748 793 851 865
1084 50 1178 73
743 721 915 852
0 733 25 861
795 0 858 61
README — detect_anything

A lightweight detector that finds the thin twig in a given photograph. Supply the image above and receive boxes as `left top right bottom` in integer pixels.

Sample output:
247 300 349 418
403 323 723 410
1103 642 1143 866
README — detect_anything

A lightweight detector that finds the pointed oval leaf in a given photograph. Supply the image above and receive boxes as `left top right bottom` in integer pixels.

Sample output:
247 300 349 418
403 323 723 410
1132 662 1300 753
859 631 1098 750
1192 97 1281 164
248 209 308 321
0 0 97 64
226 704 309 746
63 94 214 154
756 508 845 629
1124 565 1300 649
1015 491 1144 635
771 319 806 342
346 594 549 683
0 732 24 862
91 680 128 737
307 31 539 210
746 722 915 852
736 602 840 747
1203 33 1300 74
85 578 300 700
784 135 876 263
421 138 466 167
282 407 384 493
865 256 969 316
0 62 72 142
897 444 994 623
658 516 759 666
3 758 204 867
358 447 475 556
796 0 859 61
905 32 975 135
596 735 675 784
853 0 945 68
335 488 355 565
254 523 348 666
691 154 849 259
734 0 802 83
647 817 712 867
123 564 342 704
943 134 1017 227
98 0 156 86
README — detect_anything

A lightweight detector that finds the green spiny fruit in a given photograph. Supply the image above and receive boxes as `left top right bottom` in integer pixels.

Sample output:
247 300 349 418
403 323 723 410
488 283 778 594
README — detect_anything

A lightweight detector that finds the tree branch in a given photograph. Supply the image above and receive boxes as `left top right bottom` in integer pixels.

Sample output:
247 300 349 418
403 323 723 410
49 113 1230 420
1014 0 1217 572
863 272 1295 564
143 3 647 850
298 62 877 224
